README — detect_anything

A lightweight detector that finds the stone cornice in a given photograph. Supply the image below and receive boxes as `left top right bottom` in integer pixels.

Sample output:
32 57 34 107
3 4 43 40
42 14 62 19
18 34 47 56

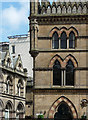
33 67 88 71
30 15 88 25
38 36 88 40
32 88 88 94
34 49 88 52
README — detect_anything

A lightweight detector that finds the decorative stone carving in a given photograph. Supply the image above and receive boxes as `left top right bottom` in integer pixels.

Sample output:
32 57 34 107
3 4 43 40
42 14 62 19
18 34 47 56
72 6 77 14
47 6 51 14
83 5 87 14
62 6 66 14
57 6 61 14
78 5 82 14
52 6 56 14
67 6 71 14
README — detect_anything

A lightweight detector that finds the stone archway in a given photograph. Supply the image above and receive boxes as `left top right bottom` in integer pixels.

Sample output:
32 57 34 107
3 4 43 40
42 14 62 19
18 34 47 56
48 96 78 119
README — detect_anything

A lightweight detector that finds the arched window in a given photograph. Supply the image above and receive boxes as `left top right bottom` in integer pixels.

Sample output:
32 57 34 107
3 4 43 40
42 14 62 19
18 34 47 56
52 32 59 49
53 60 61 86
17 79 23 96
66 60 74 86
5 102 12 119
61 32 67 49
6 76 12 94
16 103 24 119
69 32 75 48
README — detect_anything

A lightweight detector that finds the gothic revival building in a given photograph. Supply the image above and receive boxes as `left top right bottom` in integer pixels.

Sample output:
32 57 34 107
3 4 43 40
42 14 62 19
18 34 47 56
30 1 88 119
0 51 27 119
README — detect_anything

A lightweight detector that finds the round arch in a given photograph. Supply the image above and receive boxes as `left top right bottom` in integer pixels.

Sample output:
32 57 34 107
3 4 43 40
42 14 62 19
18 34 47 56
48 96 78 119
16 102 25 119
5 100 14 111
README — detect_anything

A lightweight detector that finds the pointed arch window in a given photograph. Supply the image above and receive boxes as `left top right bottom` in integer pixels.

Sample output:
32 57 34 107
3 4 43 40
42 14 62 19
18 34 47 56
5 102 12 119
66 60 74 86
69 32 75 48
61 32 67 49
53 60 61 85
52 32 59 49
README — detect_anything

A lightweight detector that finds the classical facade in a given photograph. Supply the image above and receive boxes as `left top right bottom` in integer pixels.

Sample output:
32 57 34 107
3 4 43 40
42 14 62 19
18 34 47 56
0 51 27 119
30 1 88 119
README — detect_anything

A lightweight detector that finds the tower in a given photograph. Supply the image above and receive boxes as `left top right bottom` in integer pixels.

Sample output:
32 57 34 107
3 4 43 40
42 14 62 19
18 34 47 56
29 1 88 118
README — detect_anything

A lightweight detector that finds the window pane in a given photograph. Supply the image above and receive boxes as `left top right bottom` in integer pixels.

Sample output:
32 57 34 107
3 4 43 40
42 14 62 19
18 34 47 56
12 45 15 54
61 32 67 49
53 60 61 85
69 32 75 48
66 60 74 86
52 32 59 49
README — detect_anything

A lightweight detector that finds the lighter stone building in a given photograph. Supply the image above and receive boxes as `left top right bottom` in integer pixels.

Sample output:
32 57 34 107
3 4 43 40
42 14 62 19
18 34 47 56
8 33 33 78
30 1 88 119
0 51 27 119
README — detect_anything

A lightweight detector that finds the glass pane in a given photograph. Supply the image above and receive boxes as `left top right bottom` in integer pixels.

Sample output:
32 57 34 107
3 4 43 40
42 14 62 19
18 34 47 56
69 32 75 48
54 102 73 119
61 32 67 49
52 32 59 49
66 60 74 86
53 60 61 85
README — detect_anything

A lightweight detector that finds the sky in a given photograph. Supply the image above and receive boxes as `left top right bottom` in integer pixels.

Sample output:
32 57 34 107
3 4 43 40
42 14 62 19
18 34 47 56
0 0 87 42
0 0 29 42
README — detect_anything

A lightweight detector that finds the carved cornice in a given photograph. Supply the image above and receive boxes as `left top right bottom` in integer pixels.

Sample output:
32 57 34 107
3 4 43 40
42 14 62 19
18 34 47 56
33 67 88 71
38 36 88 40
33 88 88 94
30 15 88 25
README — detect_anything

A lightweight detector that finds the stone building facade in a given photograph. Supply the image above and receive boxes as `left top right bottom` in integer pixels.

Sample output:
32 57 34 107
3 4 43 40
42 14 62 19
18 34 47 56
30 1 88 119
0 51 27 119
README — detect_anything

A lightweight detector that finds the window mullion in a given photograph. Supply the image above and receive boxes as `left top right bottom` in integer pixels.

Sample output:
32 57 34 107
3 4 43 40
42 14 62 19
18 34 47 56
61 70 63 86
64 70 66 86
67 38 69 49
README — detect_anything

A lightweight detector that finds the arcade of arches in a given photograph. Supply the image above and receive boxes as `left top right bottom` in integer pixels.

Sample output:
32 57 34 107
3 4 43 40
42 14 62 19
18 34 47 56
0 100 25 119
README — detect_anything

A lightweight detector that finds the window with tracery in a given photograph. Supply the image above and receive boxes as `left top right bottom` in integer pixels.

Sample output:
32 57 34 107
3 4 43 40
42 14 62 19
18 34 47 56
53 59 75 87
